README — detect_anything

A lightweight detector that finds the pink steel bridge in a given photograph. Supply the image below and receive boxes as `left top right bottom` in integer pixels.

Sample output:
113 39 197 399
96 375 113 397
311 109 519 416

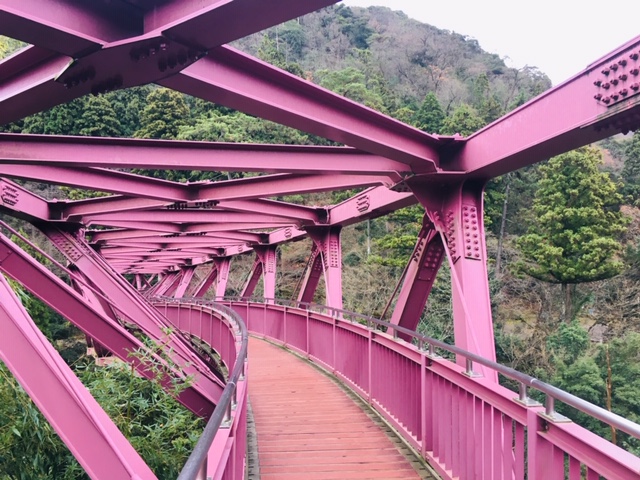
1 1 640 478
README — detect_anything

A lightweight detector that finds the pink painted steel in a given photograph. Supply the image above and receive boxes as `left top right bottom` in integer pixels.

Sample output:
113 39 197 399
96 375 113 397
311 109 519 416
240 258 263 298
412 180 497 379
328 186 417 226
173 266 196 298
151 301 248 480
0 164 189 201
159 46 440 170
0 231 218 415
213 257 231 298
0 51 82 126
0 133 410 175
0 273 157 479
193 264 218 298
239 246 277 301
450 36 640 178
390 217 445 335
152 0 338 48
221 301 640 480
296 244 322 304
154 271 181 297
39 226 225 405
306 226 343 309
0 0 138 53
0 178 50 221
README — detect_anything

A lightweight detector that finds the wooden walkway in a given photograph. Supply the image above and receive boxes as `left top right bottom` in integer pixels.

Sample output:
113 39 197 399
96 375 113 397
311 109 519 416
248 337 430 479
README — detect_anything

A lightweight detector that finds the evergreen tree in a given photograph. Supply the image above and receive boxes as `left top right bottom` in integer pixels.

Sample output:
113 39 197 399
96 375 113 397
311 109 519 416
517 147 628 322
441 103 485 136
22 100 86 135
106 87 152 137
134 88 190 140
317 67 386 113
622 131 640 205
413 92 444 134
77 95 122 137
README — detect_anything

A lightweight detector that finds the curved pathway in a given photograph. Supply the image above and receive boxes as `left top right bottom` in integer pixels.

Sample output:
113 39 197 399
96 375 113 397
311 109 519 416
248 337 431 479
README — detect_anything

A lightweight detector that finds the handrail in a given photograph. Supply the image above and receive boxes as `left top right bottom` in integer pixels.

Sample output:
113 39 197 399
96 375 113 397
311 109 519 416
161 301 248 480
211 295 640 442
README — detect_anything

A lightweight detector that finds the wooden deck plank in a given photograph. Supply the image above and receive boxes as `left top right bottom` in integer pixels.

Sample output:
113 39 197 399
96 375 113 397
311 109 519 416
248 337 424 479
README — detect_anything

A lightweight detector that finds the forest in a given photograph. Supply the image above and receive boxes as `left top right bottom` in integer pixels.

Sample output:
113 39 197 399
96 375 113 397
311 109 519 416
1 4 640 477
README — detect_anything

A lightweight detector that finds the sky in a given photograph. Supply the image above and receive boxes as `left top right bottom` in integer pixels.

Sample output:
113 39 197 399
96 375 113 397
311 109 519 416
342 0 639 86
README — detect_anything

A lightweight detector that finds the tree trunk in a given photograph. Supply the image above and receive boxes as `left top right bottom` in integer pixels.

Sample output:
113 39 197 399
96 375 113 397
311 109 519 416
605 345 617 445
495 179 511 277
562 283 573 323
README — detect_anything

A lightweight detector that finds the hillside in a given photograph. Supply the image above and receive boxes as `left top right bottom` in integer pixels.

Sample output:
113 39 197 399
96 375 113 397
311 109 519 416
233 5 551 116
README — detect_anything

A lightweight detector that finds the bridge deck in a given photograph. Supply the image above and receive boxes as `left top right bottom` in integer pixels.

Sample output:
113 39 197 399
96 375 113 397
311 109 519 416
248 337 430 479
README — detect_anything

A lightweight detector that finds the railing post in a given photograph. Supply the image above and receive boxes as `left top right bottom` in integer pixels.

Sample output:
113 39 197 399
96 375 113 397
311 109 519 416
463 358 482 378
195 459 207 480
541 395 571 423
515 382 541 407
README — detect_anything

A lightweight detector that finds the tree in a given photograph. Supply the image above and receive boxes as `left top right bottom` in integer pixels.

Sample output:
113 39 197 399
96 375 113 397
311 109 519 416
517 147 628 322
317 67 386 113
134 88 190 140
77 95 122 137
413 92 444 134
441 103 485 136
622 131 640 205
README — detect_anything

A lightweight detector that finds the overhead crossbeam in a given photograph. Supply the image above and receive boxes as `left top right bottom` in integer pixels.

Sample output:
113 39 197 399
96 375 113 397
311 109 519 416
0 132 410 175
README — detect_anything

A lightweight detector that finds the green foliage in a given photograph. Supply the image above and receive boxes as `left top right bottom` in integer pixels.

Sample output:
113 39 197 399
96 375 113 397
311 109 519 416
317 67 386 113
547 321 590 363
336 5 373 49
76 95 122 137
257 35 304 77
547 333 640 453
441 103 485 136
134 88 190 140
0 364 80 480
413 92 444 134
517 147 627 286
22 100 86 136
369 205 423 268
0 36 24 59
622 131 640 205
471 73 503 123
0 353 204 479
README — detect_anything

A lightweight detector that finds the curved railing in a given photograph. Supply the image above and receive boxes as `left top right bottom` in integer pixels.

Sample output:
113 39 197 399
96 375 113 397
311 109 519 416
152 298 248 480
208 296 640 480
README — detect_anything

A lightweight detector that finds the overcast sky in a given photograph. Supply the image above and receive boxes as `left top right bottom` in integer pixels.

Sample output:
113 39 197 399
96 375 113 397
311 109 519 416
342 0 639 85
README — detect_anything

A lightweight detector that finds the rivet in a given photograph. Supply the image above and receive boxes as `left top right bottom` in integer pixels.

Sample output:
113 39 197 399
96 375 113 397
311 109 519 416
630 68 639 76
594 80 602 87
602 82 611 89
603 97 611 104
620 89 629 97
602 68 610 76
631 53 640 61
611 93 619 101
610 63 619 71
475 254 480 258
619 74 628 81
631 83 640 92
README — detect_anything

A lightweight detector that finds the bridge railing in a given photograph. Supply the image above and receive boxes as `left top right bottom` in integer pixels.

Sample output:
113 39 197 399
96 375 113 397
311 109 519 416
209 296 640 480
152 299 248 480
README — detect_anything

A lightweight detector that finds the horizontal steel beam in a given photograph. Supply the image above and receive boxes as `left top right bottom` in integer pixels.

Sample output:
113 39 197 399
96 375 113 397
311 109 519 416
0 133 410 175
